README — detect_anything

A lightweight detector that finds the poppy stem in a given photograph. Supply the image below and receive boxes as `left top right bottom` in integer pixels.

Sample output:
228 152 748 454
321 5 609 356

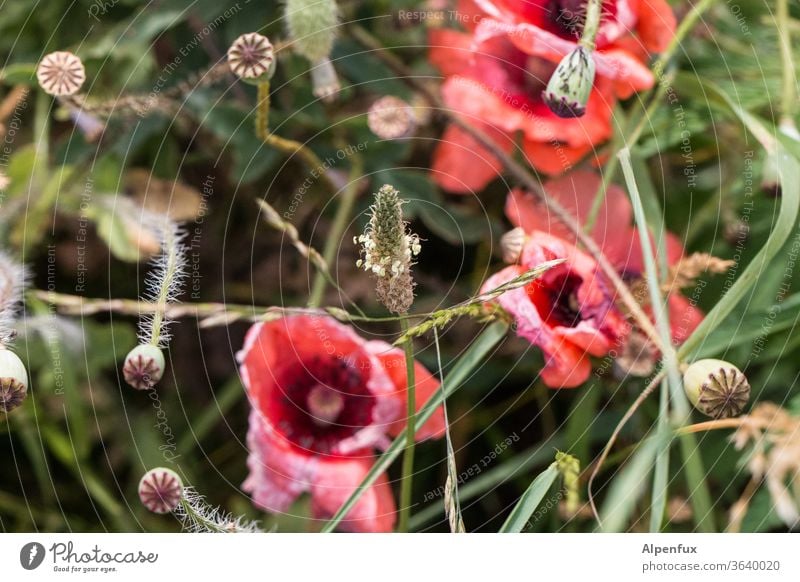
578 0 603 52
308 156 363 308
255 81 270 140
397 317 416 532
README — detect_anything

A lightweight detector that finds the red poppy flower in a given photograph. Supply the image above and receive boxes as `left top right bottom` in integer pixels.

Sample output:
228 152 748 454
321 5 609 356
427 0 675 192
504 170 703 345
238 315 445 532
483 230 628 387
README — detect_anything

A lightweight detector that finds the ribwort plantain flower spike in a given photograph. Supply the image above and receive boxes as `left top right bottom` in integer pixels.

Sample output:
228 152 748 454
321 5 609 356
683 359 751 419
356 185 421 314
542 0 601 118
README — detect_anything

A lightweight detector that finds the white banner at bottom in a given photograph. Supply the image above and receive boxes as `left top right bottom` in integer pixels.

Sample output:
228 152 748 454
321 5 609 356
0 533 797 581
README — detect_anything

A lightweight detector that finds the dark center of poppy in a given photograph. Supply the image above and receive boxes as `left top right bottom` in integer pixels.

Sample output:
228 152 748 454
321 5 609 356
527 270 584 328
546 0 588 37
269 356 376 455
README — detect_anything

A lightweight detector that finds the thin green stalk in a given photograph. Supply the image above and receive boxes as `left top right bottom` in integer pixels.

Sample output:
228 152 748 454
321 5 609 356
578 0 603 51
397 318 416 532
308 157 363 308
255 81 270 140
777 0 796 118
434 327 465 532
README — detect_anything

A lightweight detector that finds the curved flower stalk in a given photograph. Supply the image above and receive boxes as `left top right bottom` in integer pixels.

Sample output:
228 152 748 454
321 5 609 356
123 215 187 391
0 252 29 413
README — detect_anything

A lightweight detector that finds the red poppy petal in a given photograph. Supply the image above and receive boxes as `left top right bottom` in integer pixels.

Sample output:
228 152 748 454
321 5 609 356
594 48 655 98
505 171 635 264
541 345 592 389
428 29 475 77
667 293 704 344
243 410 317 512
238 316 364 409
432 123 511 193
368 344 446 441
635 0 677 53
311 458 396 533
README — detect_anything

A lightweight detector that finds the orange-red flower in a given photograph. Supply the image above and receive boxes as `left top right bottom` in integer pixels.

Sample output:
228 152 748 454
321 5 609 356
428 0 675 192
238 315 445 532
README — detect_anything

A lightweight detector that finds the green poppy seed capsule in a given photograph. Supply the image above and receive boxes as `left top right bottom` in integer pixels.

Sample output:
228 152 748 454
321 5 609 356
542 46 595 119
123 344 165 390
683 359 750 419
0 349 28 413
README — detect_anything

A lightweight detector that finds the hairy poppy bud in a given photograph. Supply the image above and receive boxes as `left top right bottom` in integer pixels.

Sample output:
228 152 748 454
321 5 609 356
542 46 595 118
139 467 183 514
123 344 165 390
683 359 750 419
227 33 276 85
0 348 28 413
285 0 340 100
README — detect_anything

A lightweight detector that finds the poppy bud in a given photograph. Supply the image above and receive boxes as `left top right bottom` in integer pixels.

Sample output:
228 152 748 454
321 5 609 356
139 467 183 514
123 344 165 390
285 0 340 100
0 348 28 413
683 359 750 419
500 227 526 264
542 46 595 118
227 33 276 85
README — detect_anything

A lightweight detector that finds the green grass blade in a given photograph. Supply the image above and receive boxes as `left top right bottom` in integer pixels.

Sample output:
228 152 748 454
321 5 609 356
600 433 669 532
620 148 715 531
499 463 559 533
